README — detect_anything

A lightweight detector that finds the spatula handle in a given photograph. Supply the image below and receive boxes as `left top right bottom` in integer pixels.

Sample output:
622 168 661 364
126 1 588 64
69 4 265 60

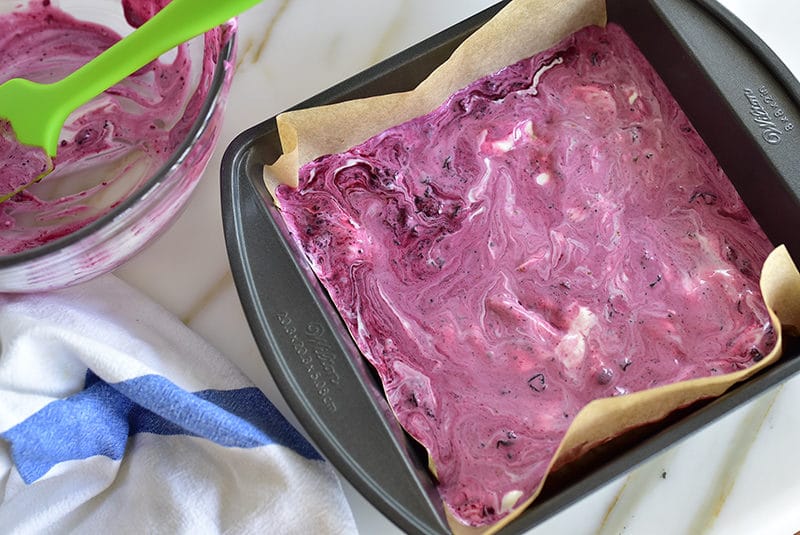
54 0 259 113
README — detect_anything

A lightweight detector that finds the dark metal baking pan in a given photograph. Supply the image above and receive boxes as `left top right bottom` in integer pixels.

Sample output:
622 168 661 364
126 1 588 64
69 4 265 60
221 1 800 533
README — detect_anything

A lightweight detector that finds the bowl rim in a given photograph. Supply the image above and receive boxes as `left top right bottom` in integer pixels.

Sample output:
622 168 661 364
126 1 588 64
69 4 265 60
0 18 237 267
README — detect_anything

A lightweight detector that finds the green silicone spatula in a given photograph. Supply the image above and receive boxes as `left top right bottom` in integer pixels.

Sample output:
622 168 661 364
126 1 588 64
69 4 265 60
0 0 261 202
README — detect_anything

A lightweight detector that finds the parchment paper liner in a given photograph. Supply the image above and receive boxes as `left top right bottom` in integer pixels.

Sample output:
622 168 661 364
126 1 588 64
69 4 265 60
262 0 800 532
265 0 606 194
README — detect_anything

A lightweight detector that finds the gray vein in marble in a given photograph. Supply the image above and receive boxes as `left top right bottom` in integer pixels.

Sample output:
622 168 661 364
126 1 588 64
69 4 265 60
236 0 292 70
181 271 235 326
368 0 410 66
597 449 679 535
596 476 630 534
690 387 782 533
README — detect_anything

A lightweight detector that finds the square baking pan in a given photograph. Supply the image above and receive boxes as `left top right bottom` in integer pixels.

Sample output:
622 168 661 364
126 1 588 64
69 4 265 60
221 1 800 533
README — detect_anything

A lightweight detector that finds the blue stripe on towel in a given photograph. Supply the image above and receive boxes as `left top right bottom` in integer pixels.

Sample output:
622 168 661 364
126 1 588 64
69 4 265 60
2 371 321 484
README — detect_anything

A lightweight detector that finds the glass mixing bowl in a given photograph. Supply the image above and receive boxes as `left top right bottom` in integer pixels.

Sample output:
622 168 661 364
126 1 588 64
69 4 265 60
0 0 236 292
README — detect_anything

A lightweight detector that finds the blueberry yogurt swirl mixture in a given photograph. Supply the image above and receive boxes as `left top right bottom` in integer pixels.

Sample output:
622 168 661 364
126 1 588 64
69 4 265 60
276 24 776 527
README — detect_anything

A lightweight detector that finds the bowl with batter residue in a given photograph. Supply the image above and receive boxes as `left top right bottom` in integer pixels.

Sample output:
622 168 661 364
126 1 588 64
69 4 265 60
0 0 236 292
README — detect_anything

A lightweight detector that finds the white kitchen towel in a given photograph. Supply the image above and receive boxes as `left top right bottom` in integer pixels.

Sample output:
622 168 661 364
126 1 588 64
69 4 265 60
0 275 357 534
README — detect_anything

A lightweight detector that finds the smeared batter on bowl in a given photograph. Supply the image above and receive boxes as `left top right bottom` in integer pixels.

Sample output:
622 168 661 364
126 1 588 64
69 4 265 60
276 24 776 527
0 0 212 254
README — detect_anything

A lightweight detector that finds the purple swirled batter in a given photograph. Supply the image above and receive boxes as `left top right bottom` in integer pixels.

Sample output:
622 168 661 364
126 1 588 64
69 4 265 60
276 24 776 527
0 0 216 254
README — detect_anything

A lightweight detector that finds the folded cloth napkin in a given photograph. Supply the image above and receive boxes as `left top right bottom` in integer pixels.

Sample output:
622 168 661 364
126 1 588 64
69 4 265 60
0 275 357 534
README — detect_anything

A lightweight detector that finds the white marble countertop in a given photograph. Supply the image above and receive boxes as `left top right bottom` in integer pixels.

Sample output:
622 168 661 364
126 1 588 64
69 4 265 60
114 1 800 533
